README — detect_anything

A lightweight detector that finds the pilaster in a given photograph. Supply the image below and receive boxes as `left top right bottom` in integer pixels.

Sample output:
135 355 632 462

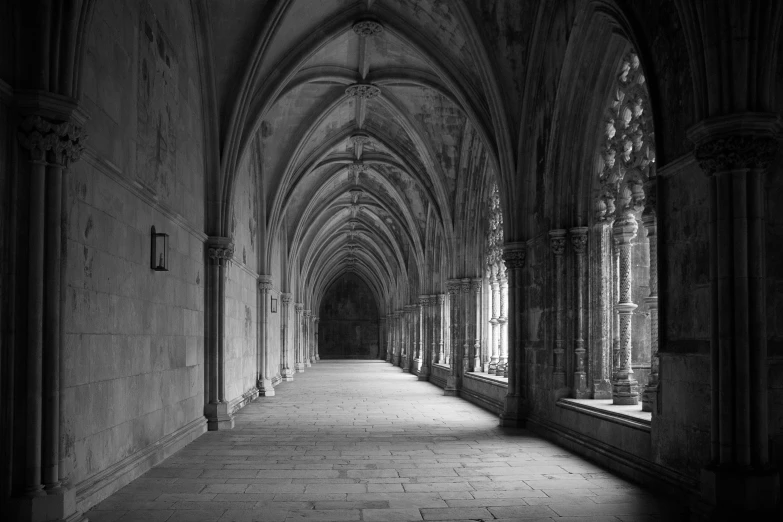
11 96 88 522
257 276 275 396
689 113 781 516
500 242 526 427
205 238 235 430
549 230 567 390
570 227 589 398
280 294 294 381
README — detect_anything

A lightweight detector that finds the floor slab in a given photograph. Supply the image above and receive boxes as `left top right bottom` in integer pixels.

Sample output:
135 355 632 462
86 360 686 521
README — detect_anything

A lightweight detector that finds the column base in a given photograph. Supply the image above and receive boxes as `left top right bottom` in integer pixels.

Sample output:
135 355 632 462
310 356 316 364
257 378 275 397
8 487 85 522
444 375 458 396
204 402 234 431
693 465 780 520
305 360 312 368
500 394 525 427
418 366 430 381
591 378 613 399
281 368 295 381
573 373 589 399
392 355 400 366
612 379 639 405
315 354 320 361
295 363 305 373
641 385 657 412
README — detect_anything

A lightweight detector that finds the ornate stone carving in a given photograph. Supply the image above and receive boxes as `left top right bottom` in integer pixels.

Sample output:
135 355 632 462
258 277 273 292
693 135 778 176
570 228 588 254
345 83 381 99
595 52 656 224
281 293 292 304
208 245 234 263
549 230 566 256
348 162 367 174
352 20 384 38
502 246 526 269
18 115 86 165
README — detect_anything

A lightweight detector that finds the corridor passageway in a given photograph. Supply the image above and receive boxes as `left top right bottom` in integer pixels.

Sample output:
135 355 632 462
86 361 683 522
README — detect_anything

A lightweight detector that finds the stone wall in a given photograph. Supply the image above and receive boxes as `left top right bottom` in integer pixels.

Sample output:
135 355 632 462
61 0 209 509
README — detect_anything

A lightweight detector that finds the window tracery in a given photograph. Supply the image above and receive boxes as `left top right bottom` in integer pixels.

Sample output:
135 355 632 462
485 182 508 377
592 52 658 410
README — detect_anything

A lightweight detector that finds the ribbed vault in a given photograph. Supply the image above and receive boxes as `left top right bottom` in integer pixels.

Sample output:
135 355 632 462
217 0 507 317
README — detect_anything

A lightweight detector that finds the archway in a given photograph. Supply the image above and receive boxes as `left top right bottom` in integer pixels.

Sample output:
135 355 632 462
318 273 380 359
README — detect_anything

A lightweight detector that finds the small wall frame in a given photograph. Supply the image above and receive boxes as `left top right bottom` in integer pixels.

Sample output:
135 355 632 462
271 297 278 313
151 226 169 271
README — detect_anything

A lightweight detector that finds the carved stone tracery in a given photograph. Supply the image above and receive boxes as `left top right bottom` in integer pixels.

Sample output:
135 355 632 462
352 20 384 38
596 52 656 224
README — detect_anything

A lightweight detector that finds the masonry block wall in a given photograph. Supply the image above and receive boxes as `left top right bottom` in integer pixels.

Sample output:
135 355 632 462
60 0 210 510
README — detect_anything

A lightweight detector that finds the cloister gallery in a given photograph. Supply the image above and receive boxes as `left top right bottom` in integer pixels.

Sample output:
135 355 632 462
1 0 782 520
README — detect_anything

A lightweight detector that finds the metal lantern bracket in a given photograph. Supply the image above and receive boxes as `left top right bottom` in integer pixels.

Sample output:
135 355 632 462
151 225 169 271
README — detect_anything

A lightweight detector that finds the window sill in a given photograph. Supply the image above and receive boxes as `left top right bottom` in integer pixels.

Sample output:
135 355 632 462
465 371 508 387
557 399 651 432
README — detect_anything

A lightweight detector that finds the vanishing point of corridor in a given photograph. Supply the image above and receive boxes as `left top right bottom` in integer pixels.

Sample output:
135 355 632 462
86 362 683 522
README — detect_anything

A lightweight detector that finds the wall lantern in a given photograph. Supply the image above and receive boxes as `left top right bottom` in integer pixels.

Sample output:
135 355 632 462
150 226 169 271
271 297 278 313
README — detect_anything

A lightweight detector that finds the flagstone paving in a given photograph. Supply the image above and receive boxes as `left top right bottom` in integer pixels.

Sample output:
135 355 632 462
86 360 686 522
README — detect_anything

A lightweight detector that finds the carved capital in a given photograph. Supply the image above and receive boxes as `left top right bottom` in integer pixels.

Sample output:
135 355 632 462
294 303 303 313
470 278 482 292
345 83 381 99
258 275 273 292
207 246 234 264
569 227 588 254
303 310 311 318
18 114 86 165
549 230 567 256
694 134 778 176
502 243 526 269
437 293 446 304
352 20 384 37
281 293 293 304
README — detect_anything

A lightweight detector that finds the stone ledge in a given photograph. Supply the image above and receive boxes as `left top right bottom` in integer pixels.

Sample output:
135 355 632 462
465 371 509 387
557 398 651 432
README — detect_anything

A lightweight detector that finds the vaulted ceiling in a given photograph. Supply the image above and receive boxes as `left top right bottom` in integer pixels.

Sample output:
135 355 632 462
209 0 510 311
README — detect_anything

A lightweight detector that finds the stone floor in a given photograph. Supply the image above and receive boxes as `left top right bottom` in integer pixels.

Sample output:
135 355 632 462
86 360 686 522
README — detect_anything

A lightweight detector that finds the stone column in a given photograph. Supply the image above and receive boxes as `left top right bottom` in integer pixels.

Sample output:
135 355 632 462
500 243 526 427
418 296 429 379
386 314 394 363
641 208 658 413
17 112 85 502
437 294 446 364
570 227 589 398
470 279 482 372
690 117 780 512
280 294 294 381
294 304 305 372
444 280 461 395
205 239 235 430
496 268 508 377
460 279 471 378
550 229 567 389
392 311 401 366
14 100 88 522
314 316 320 361
304 310 313 367
257 276 275 396
400 307 409 372
488 265 500 373
612 216 639 405
611 237 620 382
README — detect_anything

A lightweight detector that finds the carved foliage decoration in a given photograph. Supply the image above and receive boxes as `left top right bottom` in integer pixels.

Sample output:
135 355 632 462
485 182 506 276
18 115 86 165
352 20 384 38
596 53 656 224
